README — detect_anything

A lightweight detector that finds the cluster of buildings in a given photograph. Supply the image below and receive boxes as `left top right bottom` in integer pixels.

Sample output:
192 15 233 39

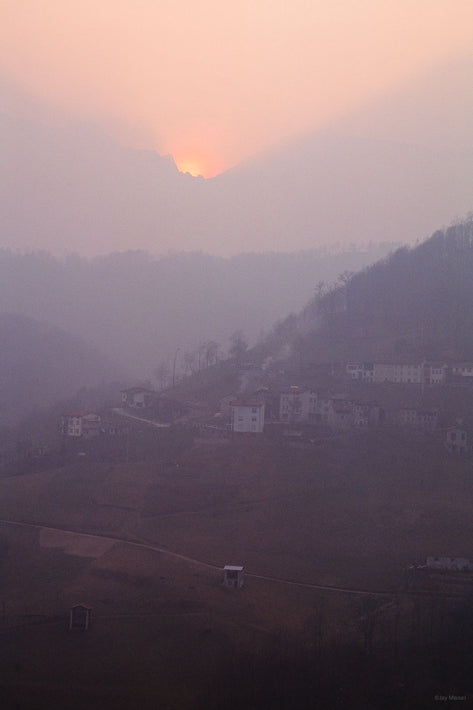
346 361 473 386
278 386 381 429
60 412 129 439
60 369 473 453
221 386 472 453
218 387 382 435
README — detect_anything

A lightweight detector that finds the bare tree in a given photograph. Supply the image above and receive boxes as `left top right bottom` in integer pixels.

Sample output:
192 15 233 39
229 330 248 365
154 362 170 390
204 340 219 368
183 349 197 375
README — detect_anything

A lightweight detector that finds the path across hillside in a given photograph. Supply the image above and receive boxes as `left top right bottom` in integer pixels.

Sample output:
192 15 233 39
0 517 424 599
112 408 170 428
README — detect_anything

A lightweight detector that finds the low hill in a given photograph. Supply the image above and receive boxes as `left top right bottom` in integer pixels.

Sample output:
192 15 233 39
0 313 123 425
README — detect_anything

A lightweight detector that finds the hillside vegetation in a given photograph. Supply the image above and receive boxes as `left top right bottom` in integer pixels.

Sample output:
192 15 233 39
258 218 473 367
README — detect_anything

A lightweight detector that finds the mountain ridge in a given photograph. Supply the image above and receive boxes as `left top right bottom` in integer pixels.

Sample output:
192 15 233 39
2 56 473 256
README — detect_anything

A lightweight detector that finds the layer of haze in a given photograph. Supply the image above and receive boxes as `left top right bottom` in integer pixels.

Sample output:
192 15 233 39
2 0 473 176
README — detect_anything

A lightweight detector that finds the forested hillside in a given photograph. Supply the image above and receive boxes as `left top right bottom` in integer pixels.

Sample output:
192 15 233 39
258 218 473 366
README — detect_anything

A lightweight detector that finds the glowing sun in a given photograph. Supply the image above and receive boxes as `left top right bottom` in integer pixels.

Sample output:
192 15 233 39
175 158 205 177
173 147 221 178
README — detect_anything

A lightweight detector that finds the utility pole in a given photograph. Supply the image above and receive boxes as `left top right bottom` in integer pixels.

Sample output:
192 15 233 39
172 346 181 387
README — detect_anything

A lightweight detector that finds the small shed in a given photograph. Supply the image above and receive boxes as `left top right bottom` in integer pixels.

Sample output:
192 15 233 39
223 565 244 589
69 603 92 631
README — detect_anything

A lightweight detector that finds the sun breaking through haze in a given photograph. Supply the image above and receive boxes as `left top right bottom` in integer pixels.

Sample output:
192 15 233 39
1 1 473 173
174 152 215 178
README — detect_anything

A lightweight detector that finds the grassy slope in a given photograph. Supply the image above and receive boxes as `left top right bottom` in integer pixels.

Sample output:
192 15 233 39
0 428 472 707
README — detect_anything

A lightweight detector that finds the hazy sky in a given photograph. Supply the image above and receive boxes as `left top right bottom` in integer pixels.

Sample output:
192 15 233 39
2 1 473 176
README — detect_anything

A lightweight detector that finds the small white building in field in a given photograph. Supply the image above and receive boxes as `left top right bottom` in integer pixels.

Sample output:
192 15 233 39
230 400 265 433
223 565 244 588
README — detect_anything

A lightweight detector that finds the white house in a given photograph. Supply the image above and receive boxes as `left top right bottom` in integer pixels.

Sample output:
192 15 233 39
61 412 101 438
230 400 265 433
121 387 154 409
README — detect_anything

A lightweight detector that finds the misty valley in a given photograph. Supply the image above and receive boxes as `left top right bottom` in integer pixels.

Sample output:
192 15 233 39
1 222 473 707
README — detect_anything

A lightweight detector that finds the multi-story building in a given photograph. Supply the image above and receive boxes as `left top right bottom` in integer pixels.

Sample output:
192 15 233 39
399 407 438 431
279 387 320 423
230 400 265 433
346 362 374 381
373 363 424 384
279 387 307 422
423 362 448 385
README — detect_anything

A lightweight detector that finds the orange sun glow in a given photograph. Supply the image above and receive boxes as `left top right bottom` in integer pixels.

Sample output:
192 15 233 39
173 147 222 178
175 158 205 177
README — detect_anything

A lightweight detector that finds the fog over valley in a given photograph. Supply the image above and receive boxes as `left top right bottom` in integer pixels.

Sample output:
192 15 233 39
0 245 395 382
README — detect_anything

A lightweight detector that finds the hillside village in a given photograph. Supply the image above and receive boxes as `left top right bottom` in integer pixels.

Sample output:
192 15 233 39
2 223 473 708
54 355 473 460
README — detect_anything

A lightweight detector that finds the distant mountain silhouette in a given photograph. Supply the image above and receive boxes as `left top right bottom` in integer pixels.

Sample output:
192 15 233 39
2 56 473 256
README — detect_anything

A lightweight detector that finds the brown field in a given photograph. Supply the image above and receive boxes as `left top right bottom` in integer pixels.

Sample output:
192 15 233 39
0 428 472 707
